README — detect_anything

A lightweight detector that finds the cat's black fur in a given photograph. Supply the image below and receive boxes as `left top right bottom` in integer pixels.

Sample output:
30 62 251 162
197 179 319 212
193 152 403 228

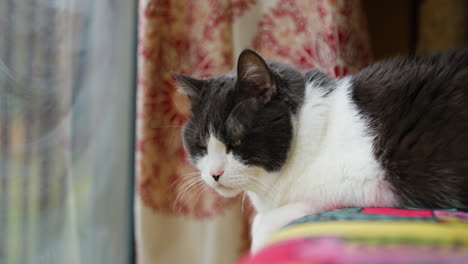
352 49 468 209
175 48 468 210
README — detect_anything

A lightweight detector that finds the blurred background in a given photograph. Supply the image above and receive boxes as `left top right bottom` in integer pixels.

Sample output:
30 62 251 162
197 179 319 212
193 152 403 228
0 0 466 264
363 0 468 59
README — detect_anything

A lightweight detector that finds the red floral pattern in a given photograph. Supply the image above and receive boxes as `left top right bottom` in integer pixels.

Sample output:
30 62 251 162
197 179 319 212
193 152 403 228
253 0 372 76
137 0 258 219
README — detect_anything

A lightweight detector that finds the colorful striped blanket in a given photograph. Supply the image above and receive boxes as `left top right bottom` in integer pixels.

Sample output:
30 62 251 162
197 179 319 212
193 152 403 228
238 208 468 264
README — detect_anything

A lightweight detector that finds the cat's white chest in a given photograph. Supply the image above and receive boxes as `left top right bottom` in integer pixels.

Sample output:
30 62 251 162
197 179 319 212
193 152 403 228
268 79 396 210
249 79 397 251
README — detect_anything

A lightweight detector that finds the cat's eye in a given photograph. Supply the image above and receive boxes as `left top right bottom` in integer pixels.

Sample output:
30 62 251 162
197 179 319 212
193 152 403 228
232 139 242 148
197 143 206 150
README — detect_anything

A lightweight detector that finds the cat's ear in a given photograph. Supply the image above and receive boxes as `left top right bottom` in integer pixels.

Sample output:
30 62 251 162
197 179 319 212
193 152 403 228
172 72 204 105
236 49 276 104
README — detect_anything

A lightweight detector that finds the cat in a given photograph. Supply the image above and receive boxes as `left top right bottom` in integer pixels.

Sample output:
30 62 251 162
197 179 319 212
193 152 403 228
174 48 468 251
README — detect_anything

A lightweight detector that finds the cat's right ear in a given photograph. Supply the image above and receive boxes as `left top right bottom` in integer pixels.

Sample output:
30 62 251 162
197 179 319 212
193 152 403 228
172 72 204 105
236 49 276 104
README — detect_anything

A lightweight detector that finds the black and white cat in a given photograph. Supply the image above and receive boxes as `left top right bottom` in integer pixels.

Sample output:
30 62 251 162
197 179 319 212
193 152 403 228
174 49 468 251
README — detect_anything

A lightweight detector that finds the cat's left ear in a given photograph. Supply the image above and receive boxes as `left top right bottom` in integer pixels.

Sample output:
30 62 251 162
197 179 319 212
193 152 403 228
236 49 276 104
172 72 204 105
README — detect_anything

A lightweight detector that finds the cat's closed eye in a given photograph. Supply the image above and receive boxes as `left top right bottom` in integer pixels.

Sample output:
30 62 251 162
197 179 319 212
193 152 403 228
196 143 207 150
232 139 242 148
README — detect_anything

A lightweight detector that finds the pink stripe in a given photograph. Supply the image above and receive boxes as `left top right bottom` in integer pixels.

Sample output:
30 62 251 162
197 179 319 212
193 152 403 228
362 207 432 218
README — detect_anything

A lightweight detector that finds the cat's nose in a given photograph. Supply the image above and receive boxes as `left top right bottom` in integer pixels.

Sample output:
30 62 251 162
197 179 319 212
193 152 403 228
210 169 224 182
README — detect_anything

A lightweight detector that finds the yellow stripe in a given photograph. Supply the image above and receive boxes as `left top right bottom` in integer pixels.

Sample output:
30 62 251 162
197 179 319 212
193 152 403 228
269 221 468 245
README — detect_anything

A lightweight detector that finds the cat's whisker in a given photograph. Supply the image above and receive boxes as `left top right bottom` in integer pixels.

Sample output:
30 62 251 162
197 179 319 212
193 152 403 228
175 182 204 209
241 192 247 213
174 177 204 204
249 177 273 192
247 178 271 196
178 176 203 193
182 129 199 136
176 178 202 194
186 181 207 204
168 173 201 190
244 179 264 192
249 177 281 203
170 173 199 185
182 126 199 134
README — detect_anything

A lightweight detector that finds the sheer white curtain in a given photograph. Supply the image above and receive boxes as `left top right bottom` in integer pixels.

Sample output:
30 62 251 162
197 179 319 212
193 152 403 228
0 1 136 264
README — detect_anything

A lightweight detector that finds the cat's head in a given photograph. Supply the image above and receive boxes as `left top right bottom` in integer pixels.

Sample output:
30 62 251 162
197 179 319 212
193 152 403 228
174 49 304 197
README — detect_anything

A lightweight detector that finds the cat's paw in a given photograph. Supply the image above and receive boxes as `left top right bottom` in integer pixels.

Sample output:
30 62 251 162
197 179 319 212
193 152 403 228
250 202 312 252
250 213 275 252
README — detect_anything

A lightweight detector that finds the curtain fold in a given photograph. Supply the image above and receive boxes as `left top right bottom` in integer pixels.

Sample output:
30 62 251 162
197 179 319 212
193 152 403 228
136 0 372 263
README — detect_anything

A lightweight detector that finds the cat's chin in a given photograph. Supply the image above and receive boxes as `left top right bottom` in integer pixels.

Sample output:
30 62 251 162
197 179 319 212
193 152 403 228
214 186 242 198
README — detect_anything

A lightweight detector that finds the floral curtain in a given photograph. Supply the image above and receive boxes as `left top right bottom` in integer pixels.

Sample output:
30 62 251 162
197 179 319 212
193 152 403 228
136 0 372 263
